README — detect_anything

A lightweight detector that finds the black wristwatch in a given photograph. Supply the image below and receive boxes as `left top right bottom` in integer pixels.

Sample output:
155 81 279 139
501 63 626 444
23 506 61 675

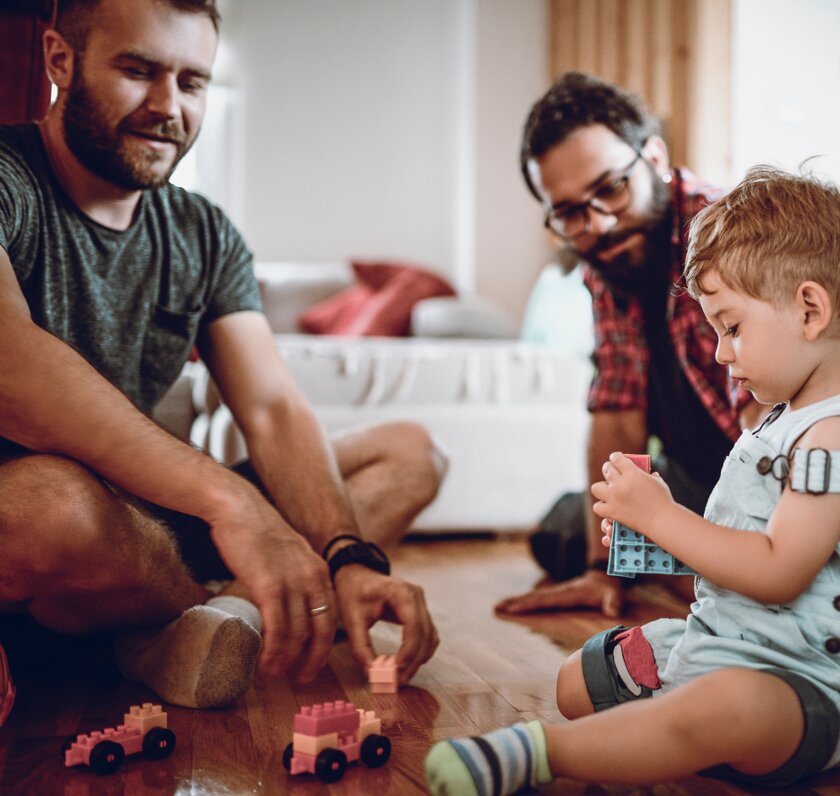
327 539 391 582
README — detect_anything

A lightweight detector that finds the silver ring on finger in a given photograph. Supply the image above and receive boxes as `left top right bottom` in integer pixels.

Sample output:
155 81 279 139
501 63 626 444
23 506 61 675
309 604 330 617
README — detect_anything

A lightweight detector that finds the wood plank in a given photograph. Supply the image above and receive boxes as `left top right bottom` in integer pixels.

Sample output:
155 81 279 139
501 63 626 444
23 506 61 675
1 537 839 793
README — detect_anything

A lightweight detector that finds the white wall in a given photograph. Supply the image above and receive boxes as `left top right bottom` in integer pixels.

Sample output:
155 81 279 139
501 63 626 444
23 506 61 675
195 0 551 324
731 0 840 186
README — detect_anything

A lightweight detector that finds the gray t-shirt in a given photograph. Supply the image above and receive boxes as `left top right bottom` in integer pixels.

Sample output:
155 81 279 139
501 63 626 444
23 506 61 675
0 123 262 416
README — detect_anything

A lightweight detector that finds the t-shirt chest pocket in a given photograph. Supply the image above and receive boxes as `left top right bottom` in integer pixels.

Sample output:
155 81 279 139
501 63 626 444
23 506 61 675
140 303 204 406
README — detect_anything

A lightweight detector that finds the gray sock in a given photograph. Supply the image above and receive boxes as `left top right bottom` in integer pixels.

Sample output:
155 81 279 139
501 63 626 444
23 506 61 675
114 605 261 709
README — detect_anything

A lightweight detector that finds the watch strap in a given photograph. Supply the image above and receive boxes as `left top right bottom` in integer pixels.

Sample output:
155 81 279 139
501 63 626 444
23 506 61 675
327 541 391 581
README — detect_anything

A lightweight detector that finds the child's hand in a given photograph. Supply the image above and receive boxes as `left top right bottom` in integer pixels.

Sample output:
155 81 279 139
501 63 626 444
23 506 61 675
591 452 674 534
600 517 614 549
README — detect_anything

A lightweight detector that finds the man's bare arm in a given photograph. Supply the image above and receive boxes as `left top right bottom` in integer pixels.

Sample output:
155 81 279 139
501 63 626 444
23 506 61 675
199 311 360 554
201 311 440 680
0 250 333 678
495 409 646 617
0 249 236 510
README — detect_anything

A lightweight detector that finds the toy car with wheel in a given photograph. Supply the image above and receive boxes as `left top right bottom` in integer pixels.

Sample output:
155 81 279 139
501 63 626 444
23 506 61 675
64 703 175 774
283 700 390 783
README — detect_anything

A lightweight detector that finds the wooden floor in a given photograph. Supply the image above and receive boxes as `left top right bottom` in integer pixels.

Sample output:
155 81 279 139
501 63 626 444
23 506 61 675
1 535 839 795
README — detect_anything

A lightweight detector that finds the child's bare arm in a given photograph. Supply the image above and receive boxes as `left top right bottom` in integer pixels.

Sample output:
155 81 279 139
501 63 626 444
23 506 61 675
592 431 840 603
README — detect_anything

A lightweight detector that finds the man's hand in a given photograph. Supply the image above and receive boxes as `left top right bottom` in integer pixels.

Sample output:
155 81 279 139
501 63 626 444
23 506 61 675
333 566 439 685
494 568 623 617
206 482 338 682
591 451 674 533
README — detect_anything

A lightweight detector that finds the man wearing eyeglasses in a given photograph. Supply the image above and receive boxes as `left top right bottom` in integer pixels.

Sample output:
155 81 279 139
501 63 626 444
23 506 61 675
496 72 760 617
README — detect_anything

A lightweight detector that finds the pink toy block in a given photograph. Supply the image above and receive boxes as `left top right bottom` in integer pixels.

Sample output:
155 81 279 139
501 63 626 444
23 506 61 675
368 654 398 693
0 642 15 727
64 704 175 773
293 700 359 736
123 703 167 734
625 454 651 473
66 726 144 767
292 731 338 756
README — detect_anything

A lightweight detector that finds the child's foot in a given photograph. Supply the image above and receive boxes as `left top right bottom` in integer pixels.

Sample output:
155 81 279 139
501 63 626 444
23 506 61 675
114 604 261 708
425 720 552 796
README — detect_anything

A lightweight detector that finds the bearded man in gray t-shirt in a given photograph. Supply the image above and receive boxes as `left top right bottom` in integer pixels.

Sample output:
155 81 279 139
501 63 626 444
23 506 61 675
0 0 444 710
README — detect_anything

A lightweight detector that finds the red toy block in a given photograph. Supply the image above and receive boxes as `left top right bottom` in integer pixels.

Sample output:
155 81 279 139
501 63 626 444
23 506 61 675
368 654 398 693
0 642 15 727
625 454 651 473
64 704 175 774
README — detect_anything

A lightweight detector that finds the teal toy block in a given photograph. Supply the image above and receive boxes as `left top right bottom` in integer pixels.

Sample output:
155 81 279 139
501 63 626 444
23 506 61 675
606 453 696 579
608 523 697 578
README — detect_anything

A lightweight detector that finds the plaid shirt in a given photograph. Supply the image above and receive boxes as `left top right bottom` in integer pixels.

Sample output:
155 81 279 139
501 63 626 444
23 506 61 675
583 167 750 444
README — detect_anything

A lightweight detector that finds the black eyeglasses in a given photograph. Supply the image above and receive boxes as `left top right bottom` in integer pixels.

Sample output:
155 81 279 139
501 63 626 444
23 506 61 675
544 152 642 240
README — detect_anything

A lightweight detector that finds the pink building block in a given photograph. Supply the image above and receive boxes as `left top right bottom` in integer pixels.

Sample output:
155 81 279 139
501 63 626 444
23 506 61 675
123 703 167 734
293 700 359 736
625 454 651 473
0 642 14 727
65 726 144 767
368 655 398 693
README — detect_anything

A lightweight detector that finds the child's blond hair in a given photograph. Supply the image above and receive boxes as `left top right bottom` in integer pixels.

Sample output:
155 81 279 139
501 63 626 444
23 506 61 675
685 165 840 307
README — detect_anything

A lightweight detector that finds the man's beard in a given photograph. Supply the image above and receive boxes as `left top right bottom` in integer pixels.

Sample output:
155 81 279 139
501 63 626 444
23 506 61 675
63 72 194 191
575 164 672 294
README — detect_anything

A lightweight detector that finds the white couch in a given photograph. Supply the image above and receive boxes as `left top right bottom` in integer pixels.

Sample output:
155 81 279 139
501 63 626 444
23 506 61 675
153 262 593 532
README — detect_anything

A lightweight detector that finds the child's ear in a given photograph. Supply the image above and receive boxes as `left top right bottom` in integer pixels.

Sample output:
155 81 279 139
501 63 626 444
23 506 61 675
797 281 833 340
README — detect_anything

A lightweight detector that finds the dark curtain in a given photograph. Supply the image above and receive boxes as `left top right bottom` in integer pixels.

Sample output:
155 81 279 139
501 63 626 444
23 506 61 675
0 1 54 124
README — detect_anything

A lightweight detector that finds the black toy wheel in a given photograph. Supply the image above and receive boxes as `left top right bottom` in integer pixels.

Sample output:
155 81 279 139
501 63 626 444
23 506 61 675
143 726 176 760
360 733 391 768
282 742 294 771
315 748 347 783
89 739 125 774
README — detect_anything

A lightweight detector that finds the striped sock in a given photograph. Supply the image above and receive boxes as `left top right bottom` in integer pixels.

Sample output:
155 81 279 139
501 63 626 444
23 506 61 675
424 720 552 796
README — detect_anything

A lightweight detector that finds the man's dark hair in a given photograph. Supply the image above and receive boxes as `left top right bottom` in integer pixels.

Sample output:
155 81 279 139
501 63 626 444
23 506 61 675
54 0 221 52
520 71 661 201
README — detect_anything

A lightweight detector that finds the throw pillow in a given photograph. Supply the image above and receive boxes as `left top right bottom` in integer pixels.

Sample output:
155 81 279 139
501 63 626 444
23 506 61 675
298 260 455 336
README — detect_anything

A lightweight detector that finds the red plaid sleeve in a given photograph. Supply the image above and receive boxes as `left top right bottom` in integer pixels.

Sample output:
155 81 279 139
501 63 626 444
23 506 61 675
583 266 649 413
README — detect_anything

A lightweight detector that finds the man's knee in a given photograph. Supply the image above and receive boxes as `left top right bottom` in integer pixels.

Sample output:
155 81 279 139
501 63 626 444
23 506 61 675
373 421 448 497
0 454 130 578
556 649 595 719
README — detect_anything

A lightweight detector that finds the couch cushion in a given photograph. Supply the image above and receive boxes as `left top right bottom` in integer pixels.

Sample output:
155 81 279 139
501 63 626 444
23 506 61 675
255 262 353 334
298 261 455 336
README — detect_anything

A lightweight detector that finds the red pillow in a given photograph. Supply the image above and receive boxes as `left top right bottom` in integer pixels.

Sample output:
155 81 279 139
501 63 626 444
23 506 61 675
298 261 455 336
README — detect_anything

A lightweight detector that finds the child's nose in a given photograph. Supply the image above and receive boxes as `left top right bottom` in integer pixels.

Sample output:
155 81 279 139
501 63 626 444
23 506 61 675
715 337 734 365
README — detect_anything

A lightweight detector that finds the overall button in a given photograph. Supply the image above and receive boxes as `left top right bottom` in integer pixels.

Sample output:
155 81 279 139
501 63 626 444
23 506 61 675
825 637 840 655
756 457 772 475
834 595 840 612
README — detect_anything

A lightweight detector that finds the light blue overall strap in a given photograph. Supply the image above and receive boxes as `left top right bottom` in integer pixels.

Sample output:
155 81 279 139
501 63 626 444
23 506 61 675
789 448 840 494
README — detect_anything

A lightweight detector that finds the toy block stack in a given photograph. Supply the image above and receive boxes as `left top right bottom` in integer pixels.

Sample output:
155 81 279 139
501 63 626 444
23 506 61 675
607 454 697 579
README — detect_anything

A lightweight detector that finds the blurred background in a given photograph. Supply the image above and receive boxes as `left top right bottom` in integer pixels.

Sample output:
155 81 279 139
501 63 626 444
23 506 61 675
164 0 839 324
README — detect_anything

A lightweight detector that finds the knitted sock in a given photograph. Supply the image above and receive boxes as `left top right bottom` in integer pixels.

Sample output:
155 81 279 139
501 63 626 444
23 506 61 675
424 720 552 796
114 604 261 709
205 595 262 632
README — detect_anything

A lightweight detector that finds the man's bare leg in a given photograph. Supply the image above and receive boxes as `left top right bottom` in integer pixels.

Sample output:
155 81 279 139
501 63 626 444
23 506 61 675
332 421 448 549
0 454 260 708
